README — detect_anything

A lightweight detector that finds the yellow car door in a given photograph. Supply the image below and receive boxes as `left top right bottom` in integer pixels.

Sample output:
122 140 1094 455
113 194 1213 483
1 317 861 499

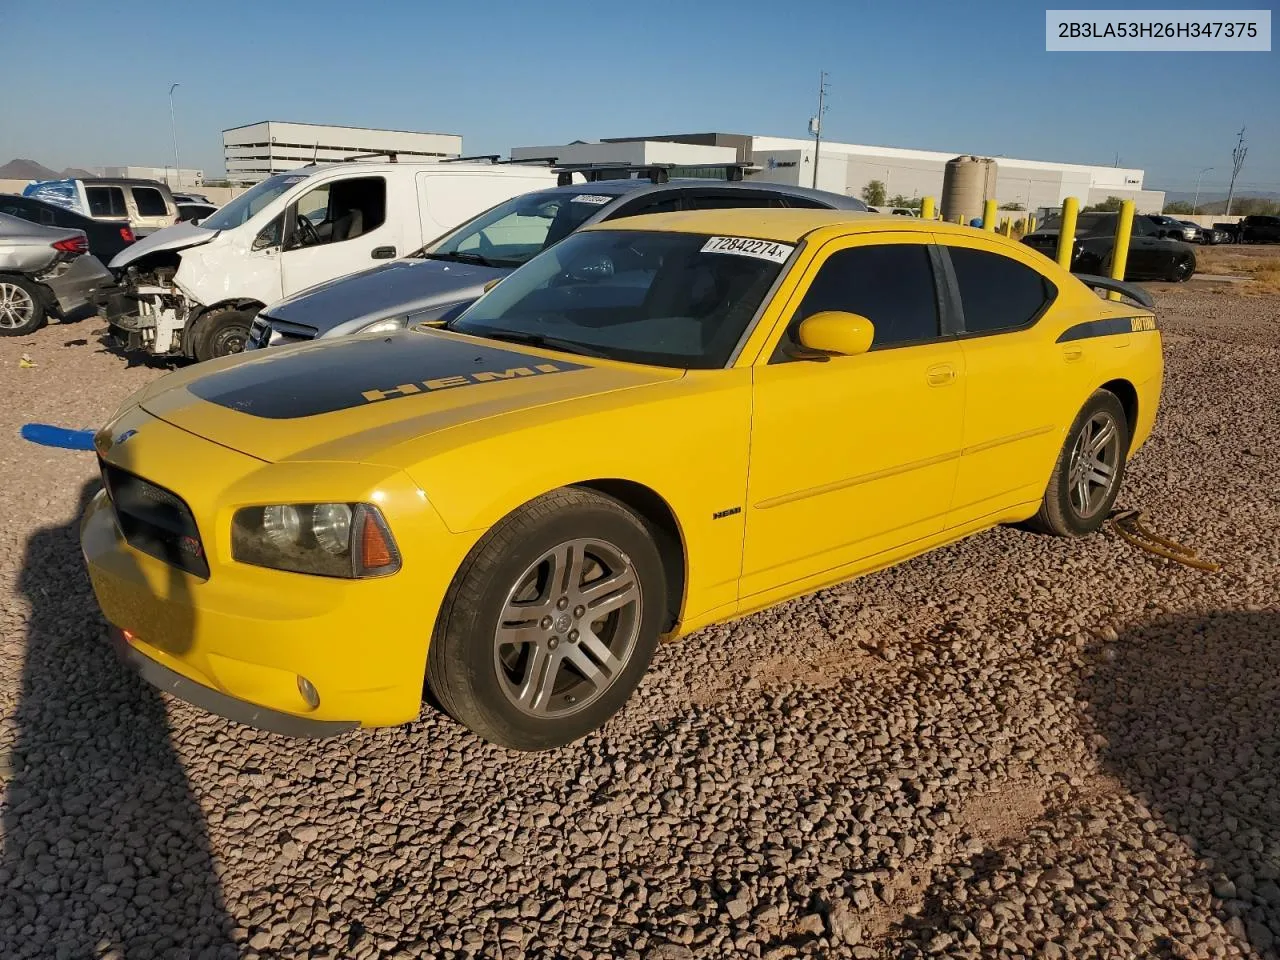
740 232 966 601
939 235 1099 527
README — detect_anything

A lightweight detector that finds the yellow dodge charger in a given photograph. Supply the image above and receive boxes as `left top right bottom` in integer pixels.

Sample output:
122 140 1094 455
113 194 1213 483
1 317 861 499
82 210 1162 750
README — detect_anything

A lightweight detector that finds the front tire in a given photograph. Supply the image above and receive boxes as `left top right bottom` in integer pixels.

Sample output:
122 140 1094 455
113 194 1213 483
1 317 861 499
1168 253 1195 282
1031 391 1129 537
190 306 253 361
0 275 47 336
427 488 666 750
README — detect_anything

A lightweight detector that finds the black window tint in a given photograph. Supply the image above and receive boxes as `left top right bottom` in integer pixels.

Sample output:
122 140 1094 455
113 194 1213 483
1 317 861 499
131 187 169 217
685 191 785 210
86 187 127 218
611 193 682 218
781 195 831 209
948 247 1055 335
776 244 939 359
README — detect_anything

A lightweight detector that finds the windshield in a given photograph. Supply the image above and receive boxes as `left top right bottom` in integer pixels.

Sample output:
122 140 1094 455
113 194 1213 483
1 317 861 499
448 229 793 369
199 173 303 231
416 190 609 267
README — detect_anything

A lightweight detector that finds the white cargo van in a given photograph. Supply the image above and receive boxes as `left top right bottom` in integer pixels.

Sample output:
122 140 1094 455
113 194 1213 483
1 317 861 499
102 160 558 360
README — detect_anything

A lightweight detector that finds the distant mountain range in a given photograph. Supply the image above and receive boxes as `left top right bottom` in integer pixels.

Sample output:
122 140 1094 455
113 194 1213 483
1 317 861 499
0 158 97 180
1158 189 1280 214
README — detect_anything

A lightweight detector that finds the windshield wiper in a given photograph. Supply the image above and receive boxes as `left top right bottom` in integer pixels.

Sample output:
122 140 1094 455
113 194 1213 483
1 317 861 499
420 250 500 268
473 329 611 360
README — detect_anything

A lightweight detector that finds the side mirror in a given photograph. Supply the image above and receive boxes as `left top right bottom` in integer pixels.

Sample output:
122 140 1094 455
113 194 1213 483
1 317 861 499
483 277 502 293
796 311 875 357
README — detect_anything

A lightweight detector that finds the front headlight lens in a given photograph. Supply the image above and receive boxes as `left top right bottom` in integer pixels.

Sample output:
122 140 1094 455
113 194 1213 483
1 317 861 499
359 317 408 335
232 502 400 578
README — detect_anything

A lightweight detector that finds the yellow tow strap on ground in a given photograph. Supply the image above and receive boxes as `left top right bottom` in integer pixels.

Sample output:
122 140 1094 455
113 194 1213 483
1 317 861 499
1108 509 1222 572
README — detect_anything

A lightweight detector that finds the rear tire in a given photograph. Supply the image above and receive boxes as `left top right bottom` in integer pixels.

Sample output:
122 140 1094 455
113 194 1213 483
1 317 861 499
1168 253 1195 282
1030 391 1129 538
0 275 47 336
426 488 666 750
190 306 253 361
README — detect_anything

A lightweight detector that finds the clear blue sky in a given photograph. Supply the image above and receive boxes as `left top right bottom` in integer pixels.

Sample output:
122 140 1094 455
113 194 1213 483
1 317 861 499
1 0 1275 195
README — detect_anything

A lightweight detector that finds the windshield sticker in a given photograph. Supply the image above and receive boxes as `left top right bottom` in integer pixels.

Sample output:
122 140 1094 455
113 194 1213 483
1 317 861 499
284 176 306 184
700 236 795 263
571 195 612 205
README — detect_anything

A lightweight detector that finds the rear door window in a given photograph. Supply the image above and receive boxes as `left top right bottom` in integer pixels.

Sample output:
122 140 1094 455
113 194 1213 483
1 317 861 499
86 186 128 218
606 192 684 219
131 187 170 217
683 190 787 210
947 246 1056 335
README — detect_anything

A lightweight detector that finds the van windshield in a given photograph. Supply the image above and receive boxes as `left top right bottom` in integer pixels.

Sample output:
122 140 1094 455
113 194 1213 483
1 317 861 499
414 191 607 267
199 174 302 231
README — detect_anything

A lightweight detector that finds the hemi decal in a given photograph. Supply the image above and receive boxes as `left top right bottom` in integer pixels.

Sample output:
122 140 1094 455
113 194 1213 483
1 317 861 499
361 364 568 403
1056 316 1157 343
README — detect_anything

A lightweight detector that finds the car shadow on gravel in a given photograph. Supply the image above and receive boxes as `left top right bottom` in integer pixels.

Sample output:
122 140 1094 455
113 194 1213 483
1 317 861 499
1 479 236 959
1084 610 1280 958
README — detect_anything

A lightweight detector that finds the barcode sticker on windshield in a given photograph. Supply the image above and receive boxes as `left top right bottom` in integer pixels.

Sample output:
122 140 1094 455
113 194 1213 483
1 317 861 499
572 194 612 205
701 236 794 263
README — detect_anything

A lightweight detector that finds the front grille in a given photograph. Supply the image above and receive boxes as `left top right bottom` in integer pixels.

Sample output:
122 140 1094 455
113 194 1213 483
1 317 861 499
251 314 318 348
101 461 209 579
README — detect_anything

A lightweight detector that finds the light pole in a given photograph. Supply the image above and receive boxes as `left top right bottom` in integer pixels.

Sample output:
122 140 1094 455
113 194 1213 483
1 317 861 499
168 83 182 189
809 71 828 190
1193 166 1214 214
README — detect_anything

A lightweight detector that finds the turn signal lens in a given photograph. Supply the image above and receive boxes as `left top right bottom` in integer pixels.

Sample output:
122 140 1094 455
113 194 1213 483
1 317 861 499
360 517 395 571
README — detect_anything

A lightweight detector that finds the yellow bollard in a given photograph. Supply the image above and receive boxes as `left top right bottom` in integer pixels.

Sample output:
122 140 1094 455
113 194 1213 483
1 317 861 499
956 214 965 225
1028 214 1037 233
1108 200 1136 300
921 196 936 220
982 198 997 232
1001 218 1012 237
1056 197 1079 269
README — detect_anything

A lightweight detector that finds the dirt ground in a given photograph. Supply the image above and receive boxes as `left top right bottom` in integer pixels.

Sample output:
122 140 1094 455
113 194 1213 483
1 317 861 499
0 269 1277 960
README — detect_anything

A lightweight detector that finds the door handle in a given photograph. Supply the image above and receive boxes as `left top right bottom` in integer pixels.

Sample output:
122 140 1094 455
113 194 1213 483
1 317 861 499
371 246 396 259
1063 347 1083 362
926 363 956 386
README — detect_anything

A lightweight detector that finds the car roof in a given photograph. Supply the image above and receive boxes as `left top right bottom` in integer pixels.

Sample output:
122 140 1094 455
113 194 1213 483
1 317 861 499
583 208 983 244
522 178 865 206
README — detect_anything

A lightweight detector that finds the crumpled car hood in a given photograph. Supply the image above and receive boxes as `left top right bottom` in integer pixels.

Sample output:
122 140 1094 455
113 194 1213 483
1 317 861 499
108 221 216 270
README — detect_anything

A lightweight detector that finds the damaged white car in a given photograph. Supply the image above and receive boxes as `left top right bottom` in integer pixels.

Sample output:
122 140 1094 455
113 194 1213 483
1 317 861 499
100 160 558 361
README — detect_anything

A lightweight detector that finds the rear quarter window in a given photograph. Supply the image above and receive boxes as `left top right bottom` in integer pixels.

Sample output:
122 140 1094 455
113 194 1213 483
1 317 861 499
948 246 1056 335
131 187 170 217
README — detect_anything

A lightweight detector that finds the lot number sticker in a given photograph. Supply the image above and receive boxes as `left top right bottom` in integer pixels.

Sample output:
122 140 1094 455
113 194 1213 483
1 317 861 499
572 195 612 205
701 236 795 263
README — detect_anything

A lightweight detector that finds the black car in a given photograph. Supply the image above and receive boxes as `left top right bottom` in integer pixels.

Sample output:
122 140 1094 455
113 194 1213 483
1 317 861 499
0 193 136 264
1022 212 1196 282
1241 215 1280 243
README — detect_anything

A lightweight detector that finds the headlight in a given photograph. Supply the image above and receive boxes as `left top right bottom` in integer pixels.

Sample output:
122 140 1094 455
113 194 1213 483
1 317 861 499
359 317 408 335
232 503 400 578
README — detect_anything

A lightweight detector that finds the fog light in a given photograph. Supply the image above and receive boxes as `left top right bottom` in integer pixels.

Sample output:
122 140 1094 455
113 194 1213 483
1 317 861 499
297 676 320 709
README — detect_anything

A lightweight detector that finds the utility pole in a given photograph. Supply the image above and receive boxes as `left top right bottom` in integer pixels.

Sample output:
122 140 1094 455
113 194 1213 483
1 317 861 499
1193 166 1214 214
809 71 829 190
168 83 182 189
1225 126 1247 217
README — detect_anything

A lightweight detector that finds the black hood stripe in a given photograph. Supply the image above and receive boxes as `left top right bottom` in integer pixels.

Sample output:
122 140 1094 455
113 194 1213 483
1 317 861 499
186 331 588 419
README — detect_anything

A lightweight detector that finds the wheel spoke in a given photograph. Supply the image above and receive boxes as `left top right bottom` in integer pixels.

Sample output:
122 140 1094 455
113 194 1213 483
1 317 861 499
1088 419 1116 456
516 645 558 711
578 569 638 616
495 621 543 650
1076 476 1092 512
1086 467 1112 488
565 630 622 685
550 541 586 596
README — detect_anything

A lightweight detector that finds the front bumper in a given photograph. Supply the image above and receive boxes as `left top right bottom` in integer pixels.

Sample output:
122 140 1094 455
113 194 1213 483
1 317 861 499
80 409 474 733
109 627 358 737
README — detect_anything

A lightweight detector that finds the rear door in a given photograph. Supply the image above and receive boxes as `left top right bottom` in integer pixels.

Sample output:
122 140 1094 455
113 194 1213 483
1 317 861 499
940 236 1094 526
416 171 556 246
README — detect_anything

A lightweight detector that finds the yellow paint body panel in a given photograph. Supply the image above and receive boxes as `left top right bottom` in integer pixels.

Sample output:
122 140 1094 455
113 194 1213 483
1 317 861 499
82 209 1162 729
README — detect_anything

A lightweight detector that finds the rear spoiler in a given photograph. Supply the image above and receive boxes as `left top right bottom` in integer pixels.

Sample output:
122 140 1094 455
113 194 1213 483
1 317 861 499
1076 274 1155 311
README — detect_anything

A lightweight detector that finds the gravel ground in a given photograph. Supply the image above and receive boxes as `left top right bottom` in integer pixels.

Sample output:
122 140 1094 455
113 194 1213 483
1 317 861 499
0 286 1277 960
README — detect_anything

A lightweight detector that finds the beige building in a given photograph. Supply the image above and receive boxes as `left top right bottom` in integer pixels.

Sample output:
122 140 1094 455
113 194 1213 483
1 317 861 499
223 121 462 184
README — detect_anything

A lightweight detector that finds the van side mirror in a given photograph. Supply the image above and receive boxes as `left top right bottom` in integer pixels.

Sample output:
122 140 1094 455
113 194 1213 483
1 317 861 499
796 311 875 357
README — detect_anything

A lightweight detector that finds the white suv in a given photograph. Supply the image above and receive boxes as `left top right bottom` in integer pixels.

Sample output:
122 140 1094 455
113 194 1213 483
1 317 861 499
102 160 558 360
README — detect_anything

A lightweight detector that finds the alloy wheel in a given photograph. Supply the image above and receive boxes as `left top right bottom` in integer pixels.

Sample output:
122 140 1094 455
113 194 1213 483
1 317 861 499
0 282 35 330
1067 411 1122 519
494 537 642 718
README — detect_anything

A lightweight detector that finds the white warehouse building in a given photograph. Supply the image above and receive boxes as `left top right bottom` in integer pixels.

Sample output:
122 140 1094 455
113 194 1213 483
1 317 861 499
513 133 1164 213
223 121 463 184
